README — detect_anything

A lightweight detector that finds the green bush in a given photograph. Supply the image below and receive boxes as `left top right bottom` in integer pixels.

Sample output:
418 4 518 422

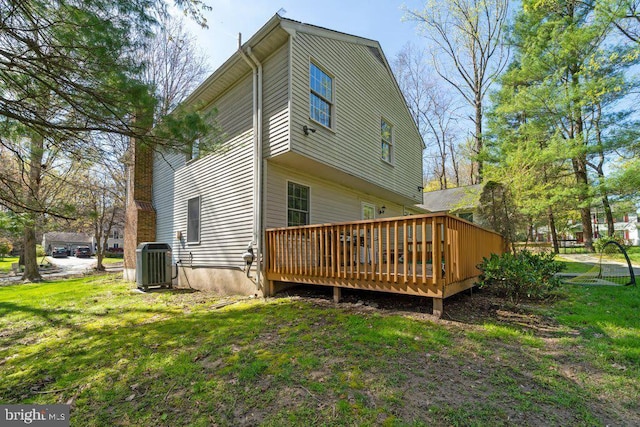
0 239 12 259
36 244 45 257
594 236 627 254
477 250 564 304
104 251 124 259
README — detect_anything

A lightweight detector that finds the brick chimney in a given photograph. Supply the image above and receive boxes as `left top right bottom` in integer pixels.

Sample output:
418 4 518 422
123 134 156 281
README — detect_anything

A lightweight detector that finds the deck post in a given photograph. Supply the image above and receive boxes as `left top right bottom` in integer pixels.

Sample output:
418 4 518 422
333 286 341 303
432 298 443 318
266 280 274 297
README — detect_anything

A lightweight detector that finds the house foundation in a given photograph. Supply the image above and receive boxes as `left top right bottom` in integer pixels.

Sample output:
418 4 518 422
173 266 263 297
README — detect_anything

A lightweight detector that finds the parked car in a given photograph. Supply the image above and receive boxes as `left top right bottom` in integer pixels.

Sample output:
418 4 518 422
75 246 92 258
52 247 68 258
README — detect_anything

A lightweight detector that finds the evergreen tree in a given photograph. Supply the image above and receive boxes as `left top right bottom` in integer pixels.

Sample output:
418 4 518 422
488 0 638 251
0 0 212 280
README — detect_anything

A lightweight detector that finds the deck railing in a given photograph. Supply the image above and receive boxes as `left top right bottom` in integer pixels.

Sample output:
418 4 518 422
265 213 505 298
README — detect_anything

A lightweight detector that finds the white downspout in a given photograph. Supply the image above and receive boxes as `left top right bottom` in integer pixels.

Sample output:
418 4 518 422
247 47 263 294
238 36 263 292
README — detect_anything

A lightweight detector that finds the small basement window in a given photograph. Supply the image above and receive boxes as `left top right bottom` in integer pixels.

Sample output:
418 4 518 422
187 196 200 243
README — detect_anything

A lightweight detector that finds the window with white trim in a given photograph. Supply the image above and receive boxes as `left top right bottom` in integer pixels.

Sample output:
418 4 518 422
187 196 200 243
287 182 310 227
309 62 333 128
362 203 375 220
381 118 393 163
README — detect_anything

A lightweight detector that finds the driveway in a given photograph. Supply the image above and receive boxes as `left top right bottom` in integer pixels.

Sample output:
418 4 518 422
48 255 97 273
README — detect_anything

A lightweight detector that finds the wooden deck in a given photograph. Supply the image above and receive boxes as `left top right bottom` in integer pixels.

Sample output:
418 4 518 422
265 213 506 316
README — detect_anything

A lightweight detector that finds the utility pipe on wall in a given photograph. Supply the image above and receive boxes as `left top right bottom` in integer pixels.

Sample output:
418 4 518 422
238 36 263 293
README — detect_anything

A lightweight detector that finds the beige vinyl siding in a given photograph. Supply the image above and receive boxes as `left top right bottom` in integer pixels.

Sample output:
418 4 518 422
173 130 254 266
265 162 409 229
262 41 290 157
289 32 423 203
213 73 254 139
153 151 186 245
165 72 255 266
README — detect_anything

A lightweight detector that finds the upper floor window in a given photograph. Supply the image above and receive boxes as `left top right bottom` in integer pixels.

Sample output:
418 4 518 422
309 62 333 128
288 182 310 227
381 118 393 163
187 196 201 243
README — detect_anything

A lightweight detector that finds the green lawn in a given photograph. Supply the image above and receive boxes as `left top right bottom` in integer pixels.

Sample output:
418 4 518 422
0 256 19 273
603 246 640 265
0 275 638 425
100 256 124 265
554 256 596 274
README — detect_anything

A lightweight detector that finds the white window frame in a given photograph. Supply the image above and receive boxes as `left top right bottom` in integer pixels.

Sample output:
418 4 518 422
381 117 394 164
309 61 334 129
287 181 310 227
187 196 201 244
362 203 376 220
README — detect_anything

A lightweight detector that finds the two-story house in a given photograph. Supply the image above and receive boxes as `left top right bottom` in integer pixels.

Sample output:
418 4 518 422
124 15 424 294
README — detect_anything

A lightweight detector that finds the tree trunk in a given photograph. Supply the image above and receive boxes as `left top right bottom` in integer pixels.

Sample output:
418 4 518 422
22 134 44 281
474 96 483 184
22 217 41 281
548 207 559 254
449 141 460 187
592 104 614 238
601 196 614 237
574 158 594 251
574 154 594 251
569 61 593 252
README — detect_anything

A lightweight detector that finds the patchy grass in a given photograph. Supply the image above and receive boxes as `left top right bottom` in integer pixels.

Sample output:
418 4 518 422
0 256 19 273
0 275 638 426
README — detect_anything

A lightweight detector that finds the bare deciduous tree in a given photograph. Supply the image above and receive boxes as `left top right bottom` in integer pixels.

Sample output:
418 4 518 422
406 0 510 184
140 15 211 118
393 43 468 189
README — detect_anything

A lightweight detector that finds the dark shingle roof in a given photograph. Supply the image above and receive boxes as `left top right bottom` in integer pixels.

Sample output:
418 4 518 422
43 232 93 243
418 184 482 213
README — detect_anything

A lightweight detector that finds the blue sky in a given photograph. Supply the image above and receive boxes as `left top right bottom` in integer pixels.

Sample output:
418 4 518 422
185 0 426 71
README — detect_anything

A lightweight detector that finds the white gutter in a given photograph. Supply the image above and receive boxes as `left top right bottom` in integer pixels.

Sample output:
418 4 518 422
238 36 263 293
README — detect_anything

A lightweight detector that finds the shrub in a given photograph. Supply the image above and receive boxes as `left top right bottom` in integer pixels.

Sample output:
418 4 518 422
0 239 12 259
104 251 124 259
477 250 564 304
36 244 45 257
594 236 627 254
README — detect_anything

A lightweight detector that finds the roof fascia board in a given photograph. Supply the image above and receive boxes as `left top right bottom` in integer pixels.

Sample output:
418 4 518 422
182 14 283 108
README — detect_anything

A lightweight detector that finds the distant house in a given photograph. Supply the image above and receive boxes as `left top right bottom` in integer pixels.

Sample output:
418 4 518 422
105 227 124 250
418 185 483 223
570 210 639 246
42 232 95 255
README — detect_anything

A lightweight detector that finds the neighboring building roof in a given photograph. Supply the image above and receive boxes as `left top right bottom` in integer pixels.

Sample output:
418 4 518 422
43 232 93 244
418 184 483 213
